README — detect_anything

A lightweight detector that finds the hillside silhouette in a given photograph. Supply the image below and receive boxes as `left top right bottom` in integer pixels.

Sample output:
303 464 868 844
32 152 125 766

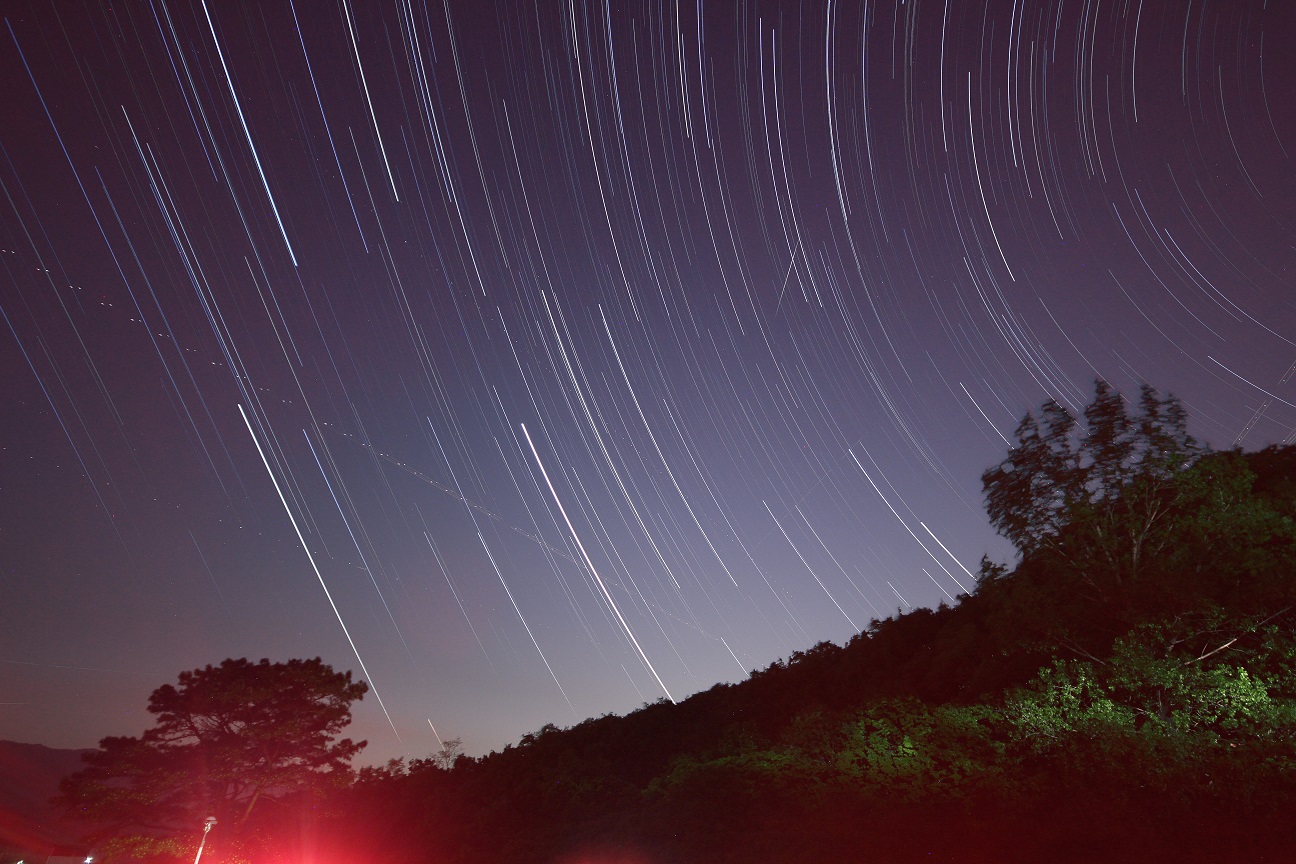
0 741 94 858
314 386 1296 864
44 385 1296 864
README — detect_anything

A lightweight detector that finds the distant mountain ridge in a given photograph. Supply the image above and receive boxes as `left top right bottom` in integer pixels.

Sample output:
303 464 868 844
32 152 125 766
0 740 92 854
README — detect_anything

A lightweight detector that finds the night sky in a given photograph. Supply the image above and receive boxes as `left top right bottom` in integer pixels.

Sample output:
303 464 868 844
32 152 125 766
2 0 1293 765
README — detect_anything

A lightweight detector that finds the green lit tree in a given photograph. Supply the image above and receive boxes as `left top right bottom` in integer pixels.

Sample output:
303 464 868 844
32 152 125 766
1003 612 1296 802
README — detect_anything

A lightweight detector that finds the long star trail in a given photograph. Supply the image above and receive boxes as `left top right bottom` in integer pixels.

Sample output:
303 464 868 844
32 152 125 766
240 405 399 739
199 0 299 267
522 422 676 705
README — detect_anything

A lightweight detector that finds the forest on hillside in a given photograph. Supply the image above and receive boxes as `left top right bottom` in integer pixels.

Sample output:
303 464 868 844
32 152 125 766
50 384 1296 863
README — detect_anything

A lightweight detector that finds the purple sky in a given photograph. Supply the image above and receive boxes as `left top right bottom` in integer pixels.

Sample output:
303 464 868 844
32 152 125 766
1 0 1293 765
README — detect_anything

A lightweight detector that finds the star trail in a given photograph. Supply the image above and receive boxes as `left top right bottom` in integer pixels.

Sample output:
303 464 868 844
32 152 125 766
1 0 1292 762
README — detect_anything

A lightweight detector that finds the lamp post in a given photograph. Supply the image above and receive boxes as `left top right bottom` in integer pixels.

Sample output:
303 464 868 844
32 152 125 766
192 817 217 864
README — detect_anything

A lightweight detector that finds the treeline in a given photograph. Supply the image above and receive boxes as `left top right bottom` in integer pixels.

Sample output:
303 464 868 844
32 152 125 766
47 386 1285 864
312 385 1296 863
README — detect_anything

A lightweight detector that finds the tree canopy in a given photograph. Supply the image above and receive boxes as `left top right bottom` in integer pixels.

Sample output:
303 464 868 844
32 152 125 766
981 381 1201 578
58 657 367 846
979 382 1295 650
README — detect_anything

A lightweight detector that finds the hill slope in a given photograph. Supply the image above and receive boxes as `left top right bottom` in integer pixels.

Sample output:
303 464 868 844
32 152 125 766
0 740 92 854
322 440 1296 863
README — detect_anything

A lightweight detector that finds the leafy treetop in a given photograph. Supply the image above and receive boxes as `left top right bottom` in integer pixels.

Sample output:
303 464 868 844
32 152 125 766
58 657 367 838
982 381 1201 586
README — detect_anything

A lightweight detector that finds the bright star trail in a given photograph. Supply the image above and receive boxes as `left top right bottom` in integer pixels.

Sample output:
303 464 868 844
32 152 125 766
1 0 1292 763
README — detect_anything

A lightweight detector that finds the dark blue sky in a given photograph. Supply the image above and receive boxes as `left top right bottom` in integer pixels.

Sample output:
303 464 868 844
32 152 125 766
2 0 1293 764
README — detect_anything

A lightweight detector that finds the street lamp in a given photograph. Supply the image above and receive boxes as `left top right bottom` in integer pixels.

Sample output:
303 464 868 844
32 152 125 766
192 816 218 864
